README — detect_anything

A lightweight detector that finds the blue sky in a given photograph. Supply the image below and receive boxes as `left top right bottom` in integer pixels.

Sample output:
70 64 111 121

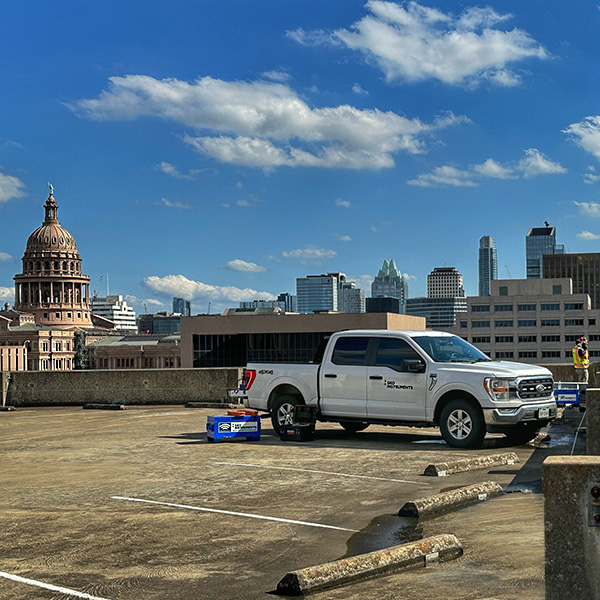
2 0 600 314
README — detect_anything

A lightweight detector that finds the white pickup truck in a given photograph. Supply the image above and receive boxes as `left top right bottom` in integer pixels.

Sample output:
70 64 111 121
240 329 557 448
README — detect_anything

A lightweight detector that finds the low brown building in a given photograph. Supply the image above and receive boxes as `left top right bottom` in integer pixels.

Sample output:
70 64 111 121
180 310 426 368
89 335 181 369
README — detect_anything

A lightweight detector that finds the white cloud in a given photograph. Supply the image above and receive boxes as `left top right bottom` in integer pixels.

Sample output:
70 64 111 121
517 148 566 177
158 161 200 180
72 75 465 170
577 231 600 240
0 286 14 301
0 171 26 204
0 253 12 262
349 274 374 292
335 198 351 208
337 235 352 242
409 149 564 187
144 274 276 305
584 166 600 184
124 295 166 312
403 273 417 280
352 83 369 95
564 116 600 161
290 1 548 87
472 158 514 179
226 259 266 272
408 165 477 187
282 246 337 262
574 201 600 218
159 197 191 209
261 70 291 83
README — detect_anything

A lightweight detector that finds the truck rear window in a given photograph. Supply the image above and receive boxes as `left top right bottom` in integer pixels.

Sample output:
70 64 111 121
331 337 370 366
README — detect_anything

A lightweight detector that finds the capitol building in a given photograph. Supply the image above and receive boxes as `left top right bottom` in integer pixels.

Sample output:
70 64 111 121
0 186 109 371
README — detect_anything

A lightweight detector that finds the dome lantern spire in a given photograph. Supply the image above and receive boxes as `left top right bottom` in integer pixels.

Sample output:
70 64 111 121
44 182 59 224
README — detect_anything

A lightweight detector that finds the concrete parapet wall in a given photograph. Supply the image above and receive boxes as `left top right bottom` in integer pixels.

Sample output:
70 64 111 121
543 456 600 600
541 362 600 386
587 388 600 455
6 368 242 406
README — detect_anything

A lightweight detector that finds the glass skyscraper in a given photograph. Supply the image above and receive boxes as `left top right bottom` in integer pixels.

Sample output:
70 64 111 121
526 226 564 279
371 259 408 313
478 235 498 296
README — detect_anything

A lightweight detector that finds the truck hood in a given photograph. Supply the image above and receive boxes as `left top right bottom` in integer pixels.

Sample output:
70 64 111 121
437 360 551 378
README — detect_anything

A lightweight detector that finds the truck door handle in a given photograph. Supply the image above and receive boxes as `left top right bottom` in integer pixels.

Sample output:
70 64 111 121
324 373 337 378
369 375 383 380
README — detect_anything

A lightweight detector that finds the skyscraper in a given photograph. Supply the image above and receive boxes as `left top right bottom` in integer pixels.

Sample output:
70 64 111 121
296 273 339 313
172 297 191 316
427 267 465 298
526 226 564 279
478 235 498 296
371 259 408 313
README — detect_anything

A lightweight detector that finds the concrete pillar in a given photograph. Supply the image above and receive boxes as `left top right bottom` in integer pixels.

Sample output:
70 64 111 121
587 388 600 455
543 456 600 600
1 372 9 406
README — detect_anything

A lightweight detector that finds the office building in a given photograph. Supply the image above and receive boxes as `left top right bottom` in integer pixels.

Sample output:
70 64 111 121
543 252 600 310
239 299 286 311
172 297 191 316
338 280 365 313
371 259 408 313
138 312 181 335
405 297 467 328
366 296 400 314
478 236 498 296
446 278 599 364
89 334 181 369
180 311 425 368
296 273 338 313
405 266 467 328
277 293 297 313
526 226 564 279
427 267 465 298
91 295 137 332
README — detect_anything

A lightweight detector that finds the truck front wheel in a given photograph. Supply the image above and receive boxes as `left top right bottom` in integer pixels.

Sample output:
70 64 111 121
271 395 302 435
439 399 486 449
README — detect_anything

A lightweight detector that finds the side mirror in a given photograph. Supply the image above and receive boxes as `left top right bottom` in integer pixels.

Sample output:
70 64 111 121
404 359 426 373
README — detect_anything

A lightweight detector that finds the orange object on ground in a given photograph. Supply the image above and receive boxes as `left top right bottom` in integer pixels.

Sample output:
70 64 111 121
227 409 259 416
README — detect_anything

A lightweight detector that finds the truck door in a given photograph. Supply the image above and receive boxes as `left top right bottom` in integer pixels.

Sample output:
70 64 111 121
319 335 370 419
367 337 428 420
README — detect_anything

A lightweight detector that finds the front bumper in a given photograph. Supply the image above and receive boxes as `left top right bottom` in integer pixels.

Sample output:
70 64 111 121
483 400 557 425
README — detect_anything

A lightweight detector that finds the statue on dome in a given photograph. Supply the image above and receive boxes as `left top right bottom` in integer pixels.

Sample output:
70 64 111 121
48 182 54 196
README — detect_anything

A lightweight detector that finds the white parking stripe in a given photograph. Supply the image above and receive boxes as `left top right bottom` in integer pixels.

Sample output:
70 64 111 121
0 571 112 600
112 496 357 532
215 461 420 484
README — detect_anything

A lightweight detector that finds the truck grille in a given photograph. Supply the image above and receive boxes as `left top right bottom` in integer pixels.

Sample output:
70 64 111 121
517 377 554 400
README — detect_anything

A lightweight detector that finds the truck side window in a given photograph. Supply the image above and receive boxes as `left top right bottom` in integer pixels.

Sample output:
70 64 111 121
374 338 422 372
331 337 370 366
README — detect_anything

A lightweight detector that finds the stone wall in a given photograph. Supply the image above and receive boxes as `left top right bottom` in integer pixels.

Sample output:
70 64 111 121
541 362 600 386
5 368 242 407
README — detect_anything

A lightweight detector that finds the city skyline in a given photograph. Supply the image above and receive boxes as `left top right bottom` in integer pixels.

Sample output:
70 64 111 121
2 2 600 314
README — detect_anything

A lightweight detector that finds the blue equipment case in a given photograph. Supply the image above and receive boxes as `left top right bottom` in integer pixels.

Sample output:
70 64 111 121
554 388 580 406
207 413 261 443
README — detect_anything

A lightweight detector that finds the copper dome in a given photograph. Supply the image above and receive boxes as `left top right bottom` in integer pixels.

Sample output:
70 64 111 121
24 192 79 255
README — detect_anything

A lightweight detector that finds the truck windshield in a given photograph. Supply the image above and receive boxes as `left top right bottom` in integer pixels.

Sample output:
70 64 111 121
412 335 491 364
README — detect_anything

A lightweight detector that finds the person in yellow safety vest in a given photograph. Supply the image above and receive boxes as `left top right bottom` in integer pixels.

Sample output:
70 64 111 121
572 335 589 383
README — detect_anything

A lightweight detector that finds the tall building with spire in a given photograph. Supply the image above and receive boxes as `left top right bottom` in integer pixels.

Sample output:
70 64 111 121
13 184 93 329
526 225 564 279
478 235 498 296
371 259 408 313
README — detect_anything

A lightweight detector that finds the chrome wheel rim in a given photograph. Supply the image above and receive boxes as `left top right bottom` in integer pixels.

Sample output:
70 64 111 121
277 403 295 427
448 409 472 440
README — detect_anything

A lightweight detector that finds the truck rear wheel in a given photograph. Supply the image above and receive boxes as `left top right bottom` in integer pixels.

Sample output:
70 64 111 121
439 399 486 449
339 421 369 433
271 395 302 435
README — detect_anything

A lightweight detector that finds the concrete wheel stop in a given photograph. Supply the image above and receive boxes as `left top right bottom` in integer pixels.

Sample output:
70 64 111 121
0 406 16 411
275 533 463 596
82 403 127 410
424 452 519 476
398 481 503 518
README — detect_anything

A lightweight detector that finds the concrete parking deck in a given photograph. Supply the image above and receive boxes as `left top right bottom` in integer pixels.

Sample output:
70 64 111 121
0 406 583 599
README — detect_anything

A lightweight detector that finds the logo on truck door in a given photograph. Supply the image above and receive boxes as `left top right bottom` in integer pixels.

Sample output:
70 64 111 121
384 380 414 390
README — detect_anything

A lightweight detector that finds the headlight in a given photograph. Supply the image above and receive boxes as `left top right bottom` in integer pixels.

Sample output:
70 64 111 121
484 377 516 401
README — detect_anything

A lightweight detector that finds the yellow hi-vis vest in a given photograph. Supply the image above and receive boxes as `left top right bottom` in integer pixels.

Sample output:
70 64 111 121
573 345 589 369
